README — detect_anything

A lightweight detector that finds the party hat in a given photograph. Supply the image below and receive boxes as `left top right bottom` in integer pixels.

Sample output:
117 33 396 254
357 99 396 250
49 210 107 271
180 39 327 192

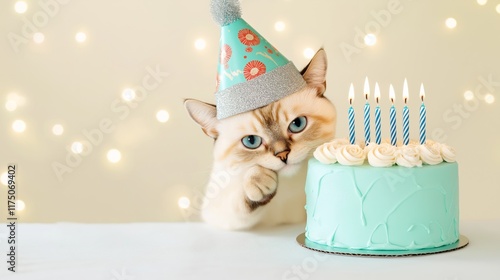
211 0 306 119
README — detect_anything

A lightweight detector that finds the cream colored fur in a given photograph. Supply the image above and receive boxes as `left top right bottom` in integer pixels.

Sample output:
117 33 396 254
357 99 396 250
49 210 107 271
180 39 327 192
185 50 336 230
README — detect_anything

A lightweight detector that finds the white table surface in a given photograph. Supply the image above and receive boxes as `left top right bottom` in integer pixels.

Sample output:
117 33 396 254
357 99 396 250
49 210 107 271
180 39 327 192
0 220 499 280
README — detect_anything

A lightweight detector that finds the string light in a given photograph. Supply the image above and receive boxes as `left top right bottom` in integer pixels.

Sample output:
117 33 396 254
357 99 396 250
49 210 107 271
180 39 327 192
107 149 122 163
178 196 191 209
12 120 26 133
52 124 64 136
496 4 500 14
445 18 457 29
364 34 377 46
14 1 28 14
33 32 45 44
477 0 487 5
274 21 286 32
156 110 170 123
75 32 87 43
194 38 207 50
464 90 474 101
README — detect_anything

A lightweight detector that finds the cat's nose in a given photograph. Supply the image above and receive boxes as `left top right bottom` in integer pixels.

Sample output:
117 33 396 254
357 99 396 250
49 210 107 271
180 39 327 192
275 149 290 164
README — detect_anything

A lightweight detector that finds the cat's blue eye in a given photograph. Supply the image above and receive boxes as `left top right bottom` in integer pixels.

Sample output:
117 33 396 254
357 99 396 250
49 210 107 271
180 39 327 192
241 135 262 149
288 116 307 133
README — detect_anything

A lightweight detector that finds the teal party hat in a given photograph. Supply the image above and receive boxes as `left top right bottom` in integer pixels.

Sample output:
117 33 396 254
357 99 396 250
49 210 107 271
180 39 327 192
211 0 306 119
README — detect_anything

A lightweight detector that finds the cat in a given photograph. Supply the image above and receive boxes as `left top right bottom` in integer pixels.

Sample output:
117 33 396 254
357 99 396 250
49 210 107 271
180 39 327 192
184 49 336 230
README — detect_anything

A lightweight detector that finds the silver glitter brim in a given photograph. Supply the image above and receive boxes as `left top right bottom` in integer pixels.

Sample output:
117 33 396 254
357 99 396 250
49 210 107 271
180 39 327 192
216 61 307 119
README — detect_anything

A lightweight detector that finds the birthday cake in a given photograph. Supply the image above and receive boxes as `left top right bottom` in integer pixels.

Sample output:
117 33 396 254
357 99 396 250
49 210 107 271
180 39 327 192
303 80 461 252
305 139 459 251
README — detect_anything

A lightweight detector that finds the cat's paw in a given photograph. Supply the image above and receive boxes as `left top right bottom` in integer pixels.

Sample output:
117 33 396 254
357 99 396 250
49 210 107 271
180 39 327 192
243 166 278 208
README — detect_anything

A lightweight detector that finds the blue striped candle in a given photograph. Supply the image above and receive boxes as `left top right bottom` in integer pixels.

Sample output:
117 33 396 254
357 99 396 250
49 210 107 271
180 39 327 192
402 105 409 145
363 77 371 146
419 83 426 144
364 103 370 145
389 84 397 146
375 106 381 144
402 79 410 145
349 106 355 145
348 84 356 144
374 82 381 144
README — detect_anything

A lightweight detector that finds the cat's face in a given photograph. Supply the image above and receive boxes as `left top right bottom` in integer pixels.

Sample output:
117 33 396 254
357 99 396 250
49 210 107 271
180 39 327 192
185 49 336 174
213 87 335 173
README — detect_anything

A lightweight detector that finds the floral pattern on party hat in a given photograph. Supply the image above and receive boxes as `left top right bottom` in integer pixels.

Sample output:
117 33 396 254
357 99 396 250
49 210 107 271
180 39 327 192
211 0 306 119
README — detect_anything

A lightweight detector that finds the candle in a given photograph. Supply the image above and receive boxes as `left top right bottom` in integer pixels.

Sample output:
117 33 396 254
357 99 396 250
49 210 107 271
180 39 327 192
419 83 426 145
348 83 356 145
374 83 381 145
389 84 397 146
363 77 371 146
402 79 410 145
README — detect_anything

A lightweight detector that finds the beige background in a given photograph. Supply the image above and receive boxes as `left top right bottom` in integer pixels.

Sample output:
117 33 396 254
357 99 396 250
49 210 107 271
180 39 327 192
1 0 499 223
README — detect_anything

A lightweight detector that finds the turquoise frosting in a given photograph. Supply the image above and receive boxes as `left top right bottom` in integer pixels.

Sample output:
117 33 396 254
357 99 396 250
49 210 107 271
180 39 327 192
305 158 460 251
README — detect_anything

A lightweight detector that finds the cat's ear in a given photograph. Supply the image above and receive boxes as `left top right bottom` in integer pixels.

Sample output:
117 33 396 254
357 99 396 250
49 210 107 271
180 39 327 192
184 99 219 139
301 48 327 96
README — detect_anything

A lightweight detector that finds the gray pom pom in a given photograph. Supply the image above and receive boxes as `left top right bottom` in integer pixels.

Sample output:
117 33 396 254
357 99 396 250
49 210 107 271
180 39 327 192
210 0 242 26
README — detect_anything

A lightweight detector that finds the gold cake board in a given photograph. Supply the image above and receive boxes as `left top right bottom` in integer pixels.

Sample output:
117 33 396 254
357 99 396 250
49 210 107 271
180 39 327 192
296 233 469 257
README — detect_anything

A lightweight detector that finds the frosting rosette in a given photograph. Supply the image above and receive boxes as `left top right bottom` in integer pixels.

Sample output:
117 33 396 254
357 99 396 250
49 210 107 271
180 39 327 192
418 143 443 165
363 142 377 153
313 143 338 164
425 139 443 151
330 138 350 149
440 143 457 162
396 145 423 168
407 139 421 147
367 143 397 167
336 144 365 166
313 138 350 164
314 138 456 167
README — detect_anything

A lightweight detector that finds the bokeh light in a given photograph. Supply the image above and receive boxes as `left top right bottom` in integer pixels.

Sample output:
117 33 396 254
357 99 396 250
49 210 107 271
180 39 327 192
71 142 84 154
156 110 170 123
121 88 136 101
485 94 495 104
445 18 457 29
107 149 122 163
12 120 26 133
178 196 191 209
194 38 207 50
16 200 26 211
5 100 17 111
463 90 474 101
274 21 286 32
33 32 45 44
6 93 26 111
52 124 64 136
303 48 315 59
14 1 28 14
0 173 8 186
75 32 87 43
364 34 377 46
